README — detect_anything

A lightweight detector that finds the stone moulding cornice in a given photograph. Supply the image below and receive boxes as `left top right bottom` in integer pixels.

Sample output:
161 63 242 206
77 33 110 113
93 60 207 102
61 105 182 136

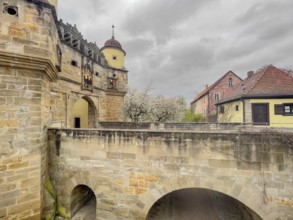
105 90 127 97
0 51 59 82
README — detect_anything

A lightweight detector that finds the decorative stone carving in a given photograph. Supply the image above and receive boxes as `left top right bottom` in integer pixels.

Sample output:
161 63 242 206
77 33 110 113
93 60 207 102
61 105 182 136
82 61 93 91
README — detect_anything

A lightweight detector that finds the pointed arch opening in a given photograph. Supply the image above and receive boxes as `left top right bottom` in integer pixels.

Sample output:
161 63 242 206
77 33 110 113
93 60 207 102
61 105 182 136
71 185 96 220
146 188 262 220
70 96 96 128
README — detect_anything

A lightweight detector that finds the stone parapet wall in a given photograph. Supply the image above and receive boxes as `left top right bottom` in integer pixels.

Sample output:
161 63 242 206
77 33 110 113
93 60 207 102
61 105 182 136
98 121 260 131
47 128 293 220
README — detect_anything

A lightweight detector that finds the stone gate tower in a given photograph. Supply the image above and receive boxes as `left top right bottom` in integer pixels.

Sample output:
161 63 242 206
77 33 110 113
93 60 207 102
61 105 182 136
0 0 60 219
0 0 128 219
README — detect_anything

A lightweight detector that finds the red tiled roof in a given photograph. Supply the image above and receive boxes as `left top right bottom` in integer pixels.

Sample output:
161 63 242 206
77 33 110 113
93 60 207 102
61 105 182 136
217 65 293 104
191 71 241 104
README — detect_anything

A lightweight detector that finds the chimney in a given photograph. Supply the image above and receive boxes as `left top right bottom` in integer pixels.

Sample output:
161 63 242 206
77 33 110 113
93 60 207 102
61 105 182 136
247 71 254 78
205 84 208 89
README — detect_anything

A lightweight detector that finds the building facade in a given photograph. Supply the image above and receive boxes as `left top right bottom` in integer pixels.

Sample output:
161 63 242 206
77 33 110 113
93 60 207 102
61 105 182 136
191 71 242 121
217 65 293 127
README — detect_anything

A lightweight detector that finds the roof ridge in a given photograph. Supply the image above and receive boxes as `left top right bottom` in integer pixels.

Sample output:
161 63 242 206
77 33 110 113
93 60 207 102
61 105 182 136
245 65 270 94
191 70 241 103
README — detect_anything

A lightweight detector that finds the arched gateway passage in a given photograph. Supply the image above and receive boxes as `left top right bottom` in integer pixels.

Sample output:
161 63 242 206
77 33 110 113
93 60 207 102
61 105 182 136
71 185 96 219
146 188 262 220
70 96 96 128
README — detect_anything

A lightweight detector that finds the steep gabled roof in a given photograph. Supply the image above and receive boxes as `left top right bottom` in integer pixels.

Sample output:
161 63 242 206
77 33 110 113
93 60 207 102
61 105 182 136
191 71 242 104
217 65 293 104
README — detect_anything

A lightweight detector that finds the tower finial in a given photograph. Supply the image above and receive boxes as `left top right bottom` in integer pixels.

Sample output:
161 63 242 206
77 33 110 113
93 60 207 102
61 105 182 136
112 25 115 38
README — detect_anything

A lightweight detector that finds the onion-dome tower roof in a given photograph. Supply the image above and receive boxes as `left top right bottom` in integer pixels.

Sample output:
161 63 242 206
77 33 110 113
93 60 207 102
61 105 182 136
104 36 122 49
101 25 126 55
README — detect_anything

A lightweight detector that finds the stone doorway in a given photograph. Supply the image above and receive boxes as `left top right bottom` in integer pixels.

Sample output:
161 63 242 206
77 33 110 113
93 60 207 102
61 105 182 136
146 188 262 220
71 185 96 220
70 96 96 128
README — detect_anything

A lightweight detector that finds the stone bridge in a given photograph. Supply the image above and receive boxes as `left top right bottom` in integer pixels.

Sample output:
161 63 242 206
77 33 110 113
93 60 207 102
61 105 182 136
46 123 293 220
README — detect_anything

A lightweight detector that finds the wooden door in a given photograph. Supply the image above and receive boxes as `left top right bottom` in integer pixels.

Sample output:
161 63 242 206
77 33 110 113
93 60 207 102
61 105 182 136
252 103 269 125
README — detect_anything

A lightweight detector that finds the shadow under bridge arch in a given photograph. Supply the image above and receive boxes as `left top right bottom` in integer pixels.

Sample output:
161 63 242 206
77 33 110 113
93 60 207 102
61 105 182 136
71 184 96 220
146 188 262 220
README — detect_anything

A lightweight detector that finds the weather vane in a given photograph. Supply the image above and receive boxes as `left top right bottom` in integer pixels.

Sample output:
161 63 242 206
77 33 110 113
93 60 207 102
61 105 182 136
112 25 115 38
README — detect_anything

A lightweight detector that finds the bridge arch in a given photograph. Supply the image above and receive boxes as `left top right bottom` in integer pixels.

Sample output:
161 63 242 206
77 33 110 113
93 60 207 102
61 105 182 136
146 188 261 219
70 184 96 219
139 176 274 220
70 95 97 128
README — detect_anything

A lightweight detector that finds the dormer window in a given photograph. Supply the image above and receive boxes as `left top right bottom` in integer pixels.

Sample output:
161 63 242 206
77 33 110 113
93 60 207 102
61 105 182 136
228 78 233 87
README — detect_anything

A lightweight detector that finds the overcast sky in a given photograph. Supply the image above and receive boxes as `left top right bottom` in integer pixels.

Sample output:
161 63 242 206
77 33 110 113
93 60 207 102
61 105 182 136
58 0 293 104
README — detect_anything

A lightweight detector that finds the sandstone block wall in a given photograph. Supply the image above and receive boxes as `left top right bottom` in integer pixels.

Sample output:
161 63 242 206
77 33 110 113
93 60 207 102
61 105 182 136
47 128 293 220
0 0 59 219
0 0 127 218
0 67 55 219
0 0 59 67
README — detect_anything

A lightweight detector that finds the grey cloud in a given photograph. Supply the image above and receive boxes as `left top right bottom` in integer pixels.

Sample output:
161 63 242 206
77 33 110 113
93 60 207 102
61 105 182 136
124 38 154 58
217 40 265 62
169 44 215 72
236 1 293 24
58 0 105 24
236 1 293 40
122 0 215 44
58 0 293 103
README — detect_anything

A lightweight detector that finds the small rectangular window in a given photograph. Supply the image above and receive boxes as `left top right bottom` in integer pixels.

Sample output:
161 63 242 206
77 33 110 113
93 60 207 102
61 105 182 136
220 106 225 113
108 78 118 89
235 105 239 111
214 93 220 101
228 78 233 87
284 104 293 115
274 104 283 115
